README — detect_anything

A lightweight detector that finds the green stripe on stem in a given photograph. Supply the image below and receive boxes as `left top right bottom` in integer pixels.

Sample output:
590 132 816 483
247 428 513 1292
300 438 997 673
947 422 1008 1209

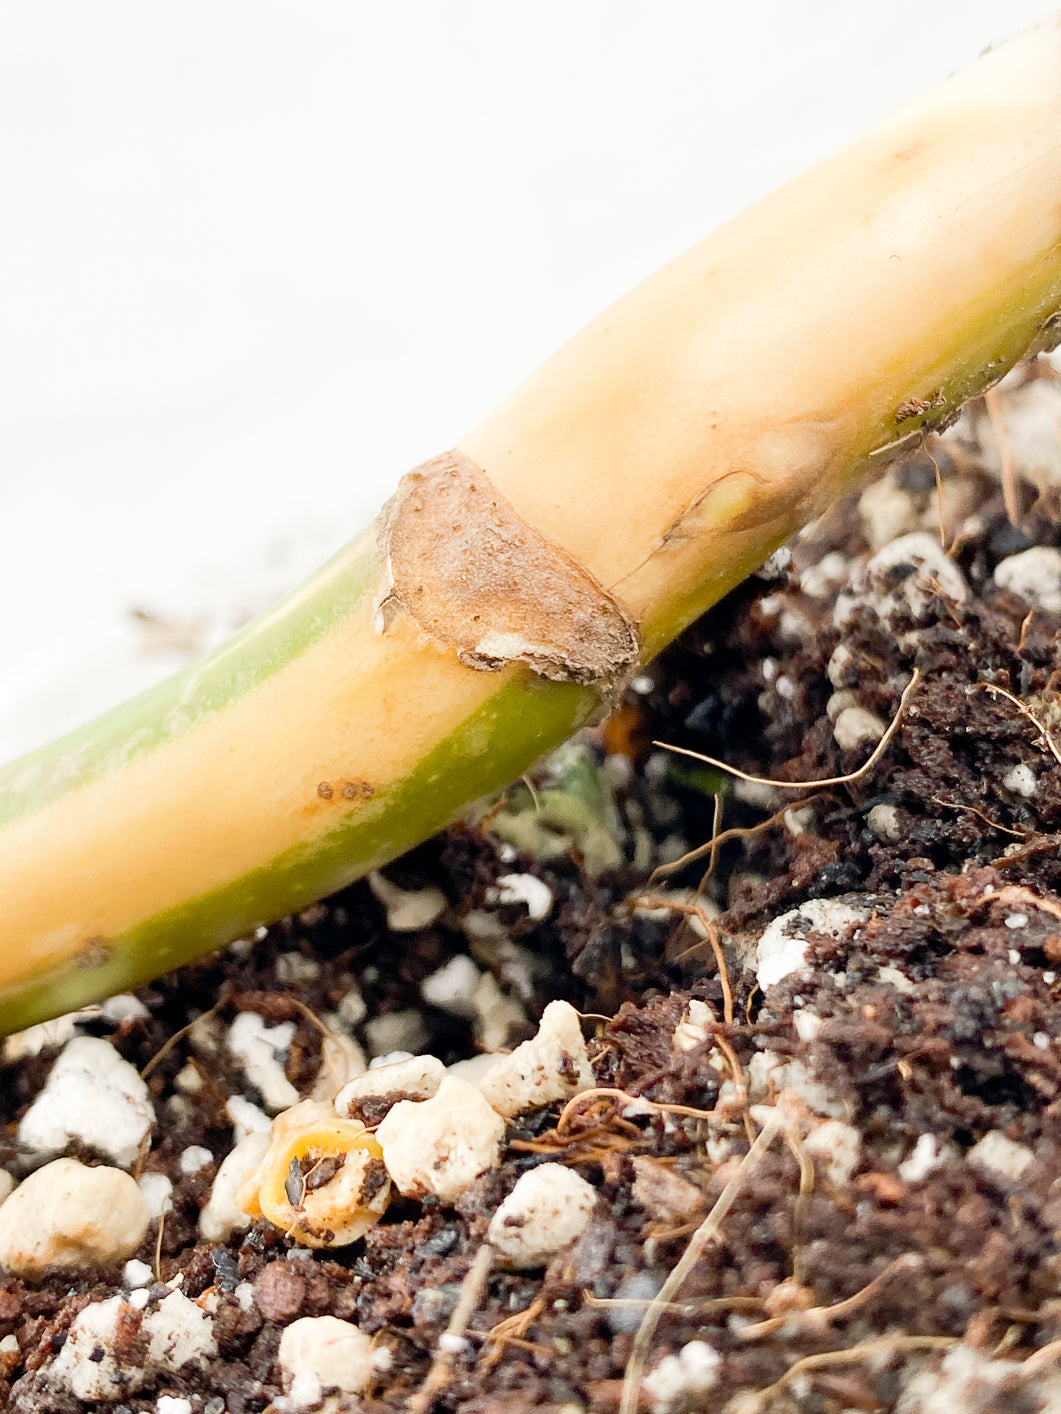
0 530 377 828
0 668 596 1034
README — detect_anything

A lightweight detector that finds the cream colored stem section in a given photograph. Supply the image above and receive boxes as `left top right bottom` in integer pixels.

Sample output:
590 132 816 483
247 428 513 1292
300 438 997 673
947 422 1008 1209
1 604 503 989
462 17 1061 652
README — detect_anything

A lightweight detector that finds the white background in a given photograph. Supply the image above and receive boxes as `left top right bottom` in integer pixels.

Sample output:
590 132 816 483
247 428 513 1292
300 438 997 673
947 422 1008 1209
1 1 1055 764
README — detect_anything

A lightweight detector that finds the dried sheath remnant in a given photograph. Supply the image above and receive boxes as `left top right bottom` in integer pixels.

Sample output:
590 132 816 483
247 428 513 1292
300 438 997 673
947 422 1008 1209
375 450 639 691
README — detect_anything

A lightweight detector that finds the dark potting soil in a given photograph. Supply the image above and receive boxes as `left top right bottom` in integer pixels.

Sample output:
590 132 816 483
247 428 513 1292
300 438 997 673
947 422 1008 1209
5 363 1061 1411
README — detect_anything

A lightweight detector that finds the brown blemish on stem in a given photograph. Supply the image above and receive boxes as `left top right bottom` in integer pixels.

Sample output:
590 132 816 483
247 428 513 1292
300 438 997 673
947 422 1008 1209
316 780 373 805
895 388 945 423
76 936 110 971
341 781 374 800
375 450 638 694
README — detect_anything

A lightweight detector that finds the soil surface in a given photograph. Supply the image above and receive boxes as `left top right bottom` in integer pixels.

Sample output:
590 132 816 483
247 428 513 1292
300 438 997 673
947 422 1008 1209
6 362 1061 1412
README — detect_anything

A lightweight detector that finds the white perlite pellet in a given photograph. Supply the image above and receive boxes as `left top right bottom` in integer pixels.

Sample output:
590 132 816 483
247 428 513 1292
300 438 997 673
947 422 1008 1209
825 689 859 722
477 1000 594 1118
858 475 921 551
50 1290 216 1401
138 1172 173 1221
833 706 886 752
994 545 1061 614
747 1052 847 1120
0 1158 149 1279
791 1008 823 1042
1004 763 1037 799
487 1164 597 1269
376 1075 505 1204
3 1012 82 1062
472 973 527 1053
277 1316 373 1406
800 551 849 600
421 955 482 1017
369 1050 414 1069
102 994 151 1024
898 1133 946 1184
867 803 903 843
803 1120 861 1188
642 1340 721 1412
367 871 447 931
276 952 320 985
826 642 856 688
895 1340 1061 1413
363 1009 430 1059
967 1130 1034 1183
227 1094 272 1140
835 531 968 631
199 1131 271 1242
310 1031 368 1103
335 983 368 1030
156 1398 193 1414
178 1145 213 1176
487 873 553 921
123 1258 154 1289
878 965 917 994
755 899 866 991
18 1035 154 1169
672 999 714 1052
174 1062 203 1094
335 1054 445 1120
227 1012 299 1112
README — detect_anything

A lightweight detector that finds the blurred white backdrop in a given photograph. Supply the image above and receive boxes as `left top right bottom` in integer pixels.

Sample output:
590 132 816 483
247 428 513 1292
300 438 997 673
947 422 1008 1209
1 1 1055 763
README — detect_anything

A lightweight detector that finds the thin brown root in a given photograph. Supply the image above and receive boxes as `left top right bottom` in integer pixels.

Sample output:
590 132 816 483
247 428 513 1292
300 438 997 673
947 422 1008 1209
704 791 724 886
975 681 1061 769
287 996 335 1039
730 1333 957 1413
985 386 1021 526
556 1087 722 1133
930 796 1028 839
737 1252 922 1341
619 1104 788 1414
978 883 1061 923
634 894 733 1025
140 996 225 1080
479 1296 546 1372
584 1292 764 1317
926 441 948 550
784 1127 815 1288
651 794 829 882
153 1200 168 1285
409 1243 494 1414
287 997 355 1094
521 773 543 814
651 793 722 967
710 1031 756 1147
654 670 920 790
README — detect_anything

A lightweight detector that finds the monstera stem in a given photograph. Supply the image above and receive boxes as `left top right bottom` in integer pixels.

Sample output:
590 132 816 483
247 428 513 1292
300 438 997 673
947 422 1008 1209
2 16 1061 1034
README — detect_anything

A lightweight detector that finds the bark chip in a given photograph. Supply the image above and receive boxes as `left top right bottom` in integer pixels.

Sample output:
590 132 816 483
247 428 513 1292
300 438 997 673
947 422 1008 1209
375 450 639 691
